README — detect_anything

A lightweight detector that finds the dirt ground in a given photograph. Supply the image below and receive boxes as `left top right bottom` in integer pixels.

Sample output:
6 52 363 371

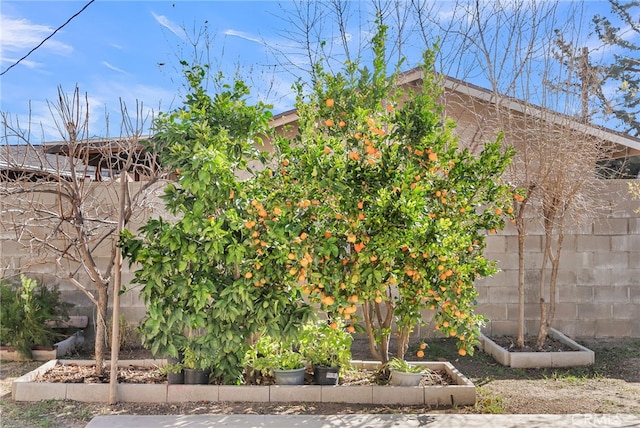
1 336 639 428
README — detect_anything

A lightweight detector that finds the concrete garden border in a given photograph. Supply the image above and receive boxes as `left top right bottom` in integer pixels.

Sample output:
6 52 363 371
12 359 476 406
479 328 595 368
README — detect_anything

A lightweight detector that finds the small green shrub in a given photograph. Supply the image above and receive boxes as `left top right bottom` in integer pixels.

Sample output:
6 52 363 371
0 275 73 359
182 337 216 371
244 334 305 376
160 362 184 375
300 319 353 368
386 357 430 374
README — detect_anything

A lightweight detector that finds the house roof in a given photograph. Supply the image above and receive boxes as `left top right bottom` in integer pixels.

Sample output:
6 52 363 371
44 136 150 168
0 136 154 181
5 72 637 180
0 144 91 180
270 67 640 156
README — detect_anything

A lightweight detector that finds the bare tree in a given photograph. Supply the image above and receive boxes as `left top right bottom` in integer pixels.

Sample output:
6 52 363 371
0 87 166 375
420 0 611 348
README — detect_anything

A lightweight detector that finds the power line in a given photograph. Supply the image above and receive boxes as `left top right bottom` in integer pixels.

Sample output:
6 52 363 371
0 0 96 76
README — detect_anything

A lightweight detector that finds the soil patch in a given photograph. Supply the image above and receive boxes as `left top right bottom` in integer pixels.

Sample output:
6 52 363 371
34 362 165 384
33 361 453 387
489 335 576 352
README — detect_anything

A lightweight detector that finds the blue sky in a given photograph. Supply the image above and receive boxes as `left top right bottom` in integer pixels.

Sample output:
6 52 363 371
0 1 626 144
1 1 316 143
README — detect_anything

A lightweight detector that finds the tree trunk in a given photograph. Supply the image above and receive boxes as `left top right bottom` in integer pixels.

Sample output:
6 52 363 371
397 326 410 360
362 301 382 361
537 301 549 350
109 167 129 404
362 300 393 363
94 284 109 375
516 201 527 348
108 281 121 404
537 210 555 350
538 227 564 349
548 230 564 330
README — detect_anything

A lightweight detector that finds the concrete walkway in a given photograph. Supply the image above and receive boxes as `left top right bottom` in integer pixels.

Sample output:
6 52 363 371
85 413 640 427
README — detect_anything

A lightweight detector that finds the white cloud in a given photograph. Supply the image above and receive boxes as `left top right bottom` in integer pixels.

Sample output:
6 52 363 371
224 29 265 45
151 12 185 40
0 15 73 56
255 72 297 113
79 80 180 137
102 61 126 74
0 56 39 69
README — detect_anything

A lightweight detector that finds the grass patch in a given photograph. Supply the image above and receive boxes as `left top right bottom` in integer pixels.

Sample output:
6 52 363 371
474 387 505 414
0 399 93 428
591 338 640 363
0 360 43 378
536 365 604 381
542 370 600 384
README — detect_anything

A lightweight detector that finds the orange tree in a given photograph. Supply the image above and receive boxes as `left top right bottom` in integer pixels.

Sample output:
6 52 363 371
120 62 313 384
262 23 515 362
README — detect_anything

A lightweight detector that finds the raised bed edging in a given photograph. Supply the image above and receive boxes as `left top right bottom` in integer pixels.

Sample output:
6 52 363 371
479 328 595 368
12 359 476 406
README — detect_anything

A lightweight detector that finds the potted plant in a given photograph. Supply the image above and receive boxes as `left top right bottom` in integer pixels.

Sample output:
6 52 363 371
386 358 430 386
182 340 213 385
160 362 184 384
245 333 306 385
300 319 353 385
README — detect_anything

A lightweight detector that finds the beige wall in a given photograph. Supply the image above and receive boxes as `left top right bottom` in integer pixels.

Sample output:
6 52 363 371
0 180 166 335
2 179 638 340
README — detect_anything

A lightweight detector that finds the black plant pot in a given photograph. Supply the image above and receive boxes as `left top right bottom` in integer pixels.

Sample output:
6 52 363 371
167 371 184 384
313 365 340 385
183 368 210 385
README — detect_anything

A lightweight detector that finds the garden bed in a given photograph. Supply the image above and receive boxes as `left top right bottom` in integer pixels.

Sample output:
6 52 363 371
479 328 595 368
12 359 476 406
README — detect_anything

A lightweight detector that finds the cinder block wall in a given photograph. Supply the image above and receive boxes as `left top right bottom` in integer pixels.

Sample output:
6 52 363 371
476 180 640 338
0 180 163 340
1 181 638 340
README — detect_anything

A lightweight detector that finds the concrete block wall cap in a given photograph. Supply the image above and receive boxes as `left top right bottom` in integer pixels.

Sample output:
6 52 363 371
549 328 596 354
